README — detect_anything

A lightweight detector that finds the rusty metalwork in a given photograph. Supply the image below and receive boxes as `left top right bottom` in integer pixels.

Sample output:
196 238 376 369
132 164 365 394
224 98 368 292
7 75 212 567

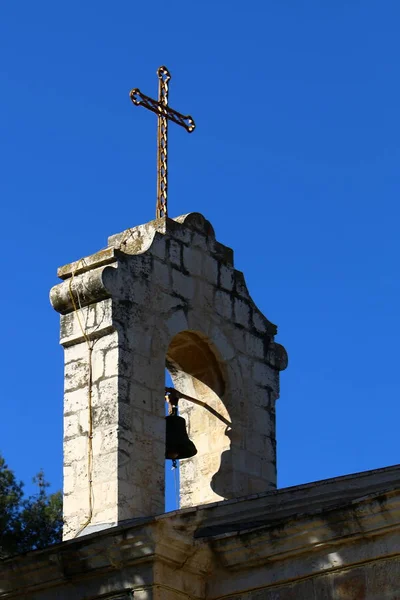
165 387 231 427
130 66 196 219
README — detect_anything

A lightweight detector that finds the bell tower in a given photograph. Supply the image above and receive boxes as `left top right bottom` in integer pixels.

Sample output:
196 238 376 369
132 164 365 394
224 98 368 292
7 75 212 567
51 213 287 540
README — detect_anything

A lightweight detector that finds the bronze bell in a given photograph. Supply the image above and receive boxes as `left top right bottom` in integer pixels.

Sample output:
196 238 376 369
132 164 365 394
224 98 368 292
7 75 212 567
165 404 197 462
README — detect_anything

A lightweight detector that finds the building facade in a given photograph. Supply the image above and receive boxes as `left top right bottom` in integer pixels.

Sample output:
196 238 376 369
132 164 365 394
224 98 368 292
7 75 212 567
0 214 399 599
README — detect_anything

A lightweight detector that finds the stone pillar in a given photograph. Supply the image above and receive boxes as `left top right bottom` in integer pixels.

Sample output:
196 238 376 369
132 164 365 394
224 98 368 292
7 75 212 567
50 213 287 539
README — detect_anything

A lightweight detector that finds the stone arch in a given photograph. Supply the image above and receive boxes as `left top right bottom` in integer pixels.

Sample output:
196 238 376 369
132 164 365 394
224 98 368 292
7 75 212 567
166 330 226 399
166 330 232 506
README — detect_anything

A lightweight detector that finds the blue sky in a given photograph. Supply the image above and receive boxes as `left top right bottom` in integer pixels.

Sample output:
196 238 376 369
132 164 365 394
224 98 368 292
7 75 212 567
0 2 399 510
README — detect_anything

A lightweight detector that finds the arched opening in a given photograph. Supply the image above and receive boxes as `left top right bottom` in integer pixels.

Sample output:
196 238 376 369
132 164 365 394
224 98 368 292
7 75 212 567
167 330 225 399
165 330 231 509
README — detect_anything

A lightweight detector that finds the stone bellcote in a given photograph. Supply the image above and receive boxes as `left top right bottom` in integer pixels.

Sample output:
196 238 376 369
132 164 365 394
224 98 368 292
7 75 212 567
50 213 288 540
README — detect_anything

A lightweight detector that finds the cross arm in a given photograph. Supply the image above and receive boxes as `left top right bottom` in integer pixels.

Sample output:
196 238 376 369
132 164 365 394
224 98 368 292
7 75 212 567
130 88 196 133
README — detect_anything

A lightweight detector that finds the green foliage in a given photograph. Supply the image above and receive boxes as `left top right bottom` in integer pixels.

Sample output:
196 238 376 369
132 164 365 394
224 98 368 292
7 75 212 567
0 455 62 558
0 455 23 557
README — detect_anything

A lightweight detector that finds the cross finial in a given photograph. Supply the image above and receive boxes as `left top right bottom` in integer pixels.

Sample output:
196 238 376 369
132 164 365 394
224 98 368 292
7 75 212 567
130 66 196 219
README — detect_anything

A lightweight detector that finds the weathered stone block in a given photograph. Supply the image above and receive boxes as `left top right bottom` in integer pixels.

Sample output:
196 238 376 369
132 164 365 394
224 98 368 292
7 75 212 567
245 332 265 359
191 231 207 250
172 268 195 299
64 435 87 465
202 254 219 285
149 235 165 260
220 263 234 291
253 362 277 388
104 346 119 377
64 413 80 439
166 309 188 337
253 310 269 334
93 330 119 351
130 254 153 279
93 399 118 428
64 341 88 363
183 246 203 276
64 388 88 415
63 465 75 495
261 459 276 481
332 568 366 600
130 277 152 305
210 327 236 361
168 239 182 268
60 299 113 346
129 385 152 410
250 406 275 436
215 289 233 320
64 359 88 392
153 259 170 289
143 412 165 443
95 377 118 408
92 451 118 483
91 348 104 382
252 385 272 409
234 298 251 328
235 270 249 298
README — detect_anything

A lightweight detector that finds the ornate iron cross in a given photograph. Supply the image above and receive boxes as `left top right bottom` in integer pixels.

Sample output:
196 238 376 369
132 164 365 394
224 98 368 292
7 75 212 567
130 66 196 219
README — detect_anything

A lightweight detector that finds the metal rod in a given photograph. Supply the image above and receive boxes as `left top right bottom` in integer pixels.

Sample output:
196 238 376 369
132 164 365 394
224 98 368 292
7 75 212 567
165 386 231 427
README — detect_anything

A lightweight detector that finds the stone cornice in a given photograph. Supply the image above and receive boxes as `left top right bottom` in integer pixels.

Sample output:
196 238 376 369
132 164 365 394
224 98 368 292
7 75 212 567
1 470 400 598
194 463 400 537
50 264 119 315
205 489 400 568
57 247 119 280
0 516 210 599
202 485 400 598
